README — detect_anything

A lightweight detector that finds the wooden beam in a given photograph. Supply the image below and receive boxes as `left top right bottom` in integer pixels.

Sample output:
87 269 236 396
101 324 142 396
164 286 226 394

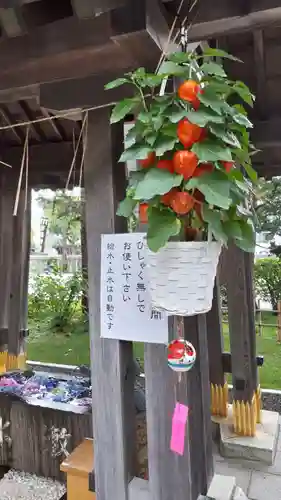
0 104 24 143
253 30 267 119
188 7 281 41
39 73 136 111
84 108 135 500
0 84 39 104
18 100 46 141
0 1 166 91
39 108 65 141
1 141 82 173
71 0 126 19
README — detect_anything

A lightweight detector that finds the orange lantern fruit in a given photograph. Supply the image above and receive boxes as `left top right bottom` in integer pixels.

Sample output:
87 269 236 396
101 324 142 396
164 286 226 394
221 161 234 173
139 203 148 224
173 150 198 180
138 152 156 168
193 88 204 110
161 188 178 206
170 191 195 215
193 163 214 177
178 80 200 106
177 119 202 148
156 159 174 173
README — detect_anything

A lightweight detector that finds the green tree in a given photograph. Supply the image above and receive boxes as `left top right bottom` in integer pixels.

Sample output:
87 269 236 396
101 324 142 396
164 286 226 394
254 257 281 312
37 190 82 254
255 178 281 238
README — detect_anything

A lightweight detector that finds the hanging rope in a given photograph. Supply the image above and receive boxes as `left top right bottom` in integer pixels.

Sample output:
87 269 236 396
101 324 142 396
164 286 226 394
79 111 88 188
65 112 88 190
13 126 29 216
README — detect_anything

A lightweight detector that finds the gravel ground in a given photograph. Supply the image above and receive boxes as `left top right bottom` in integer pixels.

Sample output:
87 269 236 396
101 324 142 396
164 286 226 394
0 470 66 500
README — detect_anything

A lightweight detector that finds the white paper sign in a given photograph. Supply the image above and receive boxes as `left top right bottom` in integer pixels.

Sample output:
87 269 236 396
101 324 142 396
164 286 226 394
100 233 168 343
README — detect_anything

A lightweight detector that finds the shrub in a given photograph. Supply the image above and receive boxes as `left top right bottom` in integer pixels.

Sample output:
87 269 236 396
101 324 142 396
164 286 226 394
28 269 84 333
254 257 281 312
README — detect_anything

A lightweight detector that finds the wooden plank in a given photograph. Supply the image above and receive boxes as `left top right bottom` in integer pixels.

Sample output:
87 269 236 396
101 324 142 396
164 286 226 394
84 108 135 500
188 7 281 41
145 313 213 500
144 334 192 500
225 245 258 401
207 279 225 387
184 314 214 498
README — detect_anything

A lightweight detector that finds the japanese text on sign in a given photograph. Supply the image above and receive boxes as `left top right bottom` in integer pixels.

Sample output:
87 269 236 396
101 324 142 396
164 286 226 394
100 233 168 343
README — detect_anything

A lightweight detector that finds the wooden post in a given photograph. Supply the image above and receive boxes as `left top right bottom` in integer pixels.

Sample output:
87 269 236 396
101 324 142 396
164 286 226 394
207 278 228 418
145 312 213 500
225 244 261 435
0 172 13 372
277 300 281 343
0 171 30 372
84 108 136 500
7 183 31 371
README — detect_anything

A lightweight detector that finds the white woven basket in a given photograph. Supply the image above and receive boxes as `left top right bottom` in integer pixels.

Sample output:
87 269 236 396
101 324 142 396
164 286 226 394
145 241 222 316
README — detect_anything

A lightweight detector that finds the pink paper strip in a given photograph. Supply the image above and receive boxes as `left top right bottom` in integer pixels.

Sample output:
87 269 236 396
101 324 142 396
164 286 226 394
170 402 189 456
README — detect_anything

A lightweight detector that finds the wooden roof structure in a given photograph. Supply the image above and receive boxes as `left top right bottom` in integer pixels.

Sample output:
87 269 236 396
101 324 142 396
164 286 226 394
0 0 279 184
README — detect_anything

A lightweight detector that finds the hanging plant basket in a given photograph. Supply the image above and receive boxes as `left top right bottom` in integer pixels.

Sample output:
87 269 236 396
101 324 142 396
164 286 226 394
106 46 259 317
145 240 221 315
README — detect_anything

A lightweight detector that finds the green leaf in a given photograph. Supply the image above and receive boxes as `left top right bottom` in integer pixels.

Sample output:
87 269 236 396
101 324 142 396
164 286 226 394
128 170 146 189
198 88 224 114
232 111 253 128
186 108 224 127
201 48 242 62
186 171 232 209
105 78 128 90
147 207 181 252
168 107 187 123
202 205 228 243
134 169 182 200
119 144 152 162
168 52 192 64
154 136 177 156
138 111 152 124
234 220 256 252
205 79 233 95
125 126 138 148
191 140 233 162
223 220 243 240
209 124 241 148
158 61 187 76
201 61 227 78
140 74 163 88
110 98 139 124
117 197 137 217
145 132 158 147
243 162 258 183
233 81 255 107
